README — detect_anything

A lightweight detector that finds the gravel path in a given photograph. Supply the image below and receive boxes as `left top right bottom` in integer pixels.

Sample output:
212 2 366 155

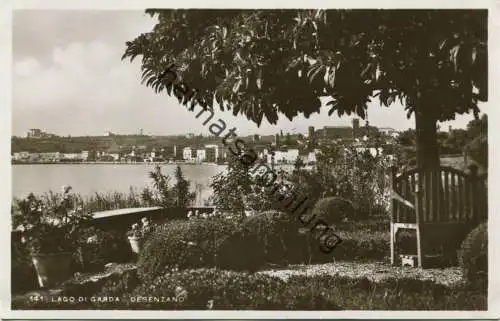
258 261 463 286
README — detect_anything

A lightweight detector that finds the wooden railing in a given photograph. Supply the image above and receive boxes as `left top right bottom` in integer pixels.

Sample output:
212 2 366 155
391 166 487 224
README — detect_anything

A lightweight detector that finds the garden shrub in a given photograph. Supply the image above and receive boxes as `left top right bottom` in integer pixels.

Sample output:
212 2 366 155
311 197 360 224
217 210 308 271
77 227 133 272
459 222 487 288
11 238 38 293
137 217 238 281
332 230 389 261
116 268 342 310
90 269 141 308
335 216 389 232
396 229 417 255
14 267 486 310
285 275 486 310
87 269 484 310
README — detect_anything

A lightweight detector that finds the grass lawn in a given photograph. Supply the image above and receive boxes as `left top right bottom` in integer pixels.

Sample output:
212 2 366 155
259 261 463 286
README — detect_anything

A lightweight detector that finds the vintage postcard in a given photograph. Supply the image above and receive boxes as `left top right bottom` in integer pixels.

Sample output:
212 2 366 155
1 0 499 319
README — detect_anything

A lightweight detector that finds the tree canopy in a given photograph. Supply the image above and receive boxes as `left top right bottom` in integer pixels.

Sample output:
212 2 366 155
123 9 487 170
124 9 486 124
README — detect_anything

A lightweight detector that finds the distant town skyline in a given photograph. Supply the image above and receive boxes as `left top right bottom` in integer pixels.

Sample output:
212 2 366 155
13 10 489 138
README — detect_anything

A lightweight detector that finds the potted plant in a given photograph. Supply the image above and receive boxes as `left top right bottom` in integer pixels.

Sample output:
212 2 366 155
12 186 92 288
76 226 133 272
126 217 153 254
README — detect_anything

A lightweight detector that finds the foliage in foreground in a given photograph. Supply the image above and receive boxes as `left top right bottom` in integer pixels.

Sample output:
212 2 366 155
13 268 486 310
11 236 39 293
137 217 238 281
12 189 93 255
459 222 487 289
217 210 309 270
311 196 360 224
77 227 133 272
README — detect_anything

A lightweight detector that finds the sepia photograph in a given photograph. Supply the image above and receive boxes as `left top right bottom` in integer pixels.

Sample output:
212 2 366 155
2 1 497 318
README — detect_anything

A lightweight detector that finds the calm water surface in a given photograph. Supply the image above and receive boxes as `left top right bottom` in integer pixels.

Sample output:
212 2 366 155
12 164 227 205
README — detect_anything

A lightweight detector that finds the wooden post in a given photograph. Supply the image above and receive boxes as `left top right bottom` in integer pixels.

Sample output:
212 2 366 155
390 222 395 265
469 164 478 223
390 166 398 265
414 187 423 268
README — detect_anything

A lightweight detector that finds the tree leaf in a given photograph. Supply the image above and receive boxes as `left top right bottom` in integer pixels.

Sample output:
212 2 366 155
449 44 460 72
232 79 242 93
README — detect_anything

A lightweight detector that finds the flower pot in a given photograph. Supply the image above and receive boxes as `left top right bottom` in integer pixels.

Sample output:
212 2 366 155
31 252 73 288
128 236 143 254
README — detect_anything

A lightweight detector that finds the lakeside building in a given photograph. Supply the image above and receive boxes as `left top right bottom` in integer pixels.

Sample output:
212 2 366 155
266 149 300 164
316 126 352 140
14 129 396 165
204 144 220 162
196 149 206 163
298 149 309 164
308 150 319 164
313 118 381 143
38 152 61 162
26 128 56 139
109 153 120 161
61 153 81 160
355 147 384 158
12 146 317 166
308 126 315 139
12 152 30 161
183 147 195 162
378 127 397 136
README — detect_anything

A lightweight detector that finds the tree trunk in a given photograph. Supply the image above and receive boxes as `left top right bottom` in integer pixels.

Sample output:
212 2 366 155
414 107 440 171
414 104 443 227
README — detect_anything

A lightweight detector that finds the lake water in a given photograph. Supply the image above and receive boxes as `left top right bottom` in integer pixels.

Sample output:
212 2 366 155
12 164 227 206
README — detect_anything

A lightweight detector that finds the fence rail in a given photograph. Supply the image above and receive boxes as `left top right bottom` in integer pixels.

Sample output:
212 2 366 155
391 166 487 224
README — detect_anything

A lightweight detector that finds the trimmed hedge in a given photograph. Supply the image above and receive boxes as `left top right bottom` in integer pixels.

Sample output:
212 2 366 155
333 230 389 261
25 268 485 310
137 217 238 281
95 268 342 310
459 222 487 288
217 210 308 271
311 197 360 224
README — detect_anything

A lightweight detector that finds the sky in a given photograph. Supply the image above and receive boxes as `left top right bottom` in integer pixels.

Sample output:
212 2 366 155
12 10 489 138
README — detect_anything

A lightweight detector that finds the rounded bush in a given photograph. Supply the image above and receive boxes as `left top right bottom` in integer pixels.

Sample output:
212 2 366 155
217 210 306 271
137 218 237 281
311 197 358 224
459 222 487 287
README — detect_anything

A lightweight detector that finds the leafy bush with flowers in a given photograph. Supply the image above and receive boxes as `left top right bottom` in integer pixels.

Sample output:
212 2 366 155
126 217 154 239
186 209 224 220
137 217 238 282
11 234 38 293
315 143 394 218
12 186 93 255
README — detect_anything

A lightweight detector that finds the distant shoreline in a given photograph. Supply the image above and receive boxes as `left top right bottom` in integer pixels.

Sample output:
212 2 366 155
11 161 226 166
11 161 299 168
